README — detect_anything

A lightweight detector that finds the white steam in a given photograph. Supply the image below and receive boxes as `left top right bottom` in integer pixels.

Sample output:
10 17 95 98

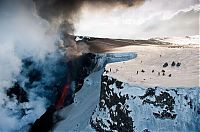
0 0 61 131
0 43 21 89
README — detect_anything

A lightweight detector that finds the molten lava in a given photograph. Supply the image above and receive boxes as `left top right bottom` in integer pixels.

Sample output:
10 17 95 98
55 62 72 109
55 83 70 109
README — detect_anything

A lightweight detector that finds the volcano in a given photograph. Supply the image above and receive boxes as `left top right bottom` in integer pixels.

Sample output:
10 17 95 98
2 34 200 132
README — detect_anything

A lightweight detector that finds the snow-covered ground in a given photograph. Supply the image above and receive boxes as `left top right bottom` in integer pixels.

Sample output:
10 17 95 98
91 75 200 131
106 44 199 88
153 35 200 45
54 36 200 131
91 36 200 131
54 70 103 131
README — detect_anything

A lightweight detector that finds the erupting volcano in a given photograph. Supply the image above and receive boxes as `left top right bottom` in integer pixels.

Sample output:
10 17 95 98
0 0 199 131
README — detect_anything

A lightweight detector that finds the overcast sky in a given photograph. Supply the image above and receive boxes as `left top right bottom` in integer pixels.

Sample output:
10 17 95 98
75 0 199 39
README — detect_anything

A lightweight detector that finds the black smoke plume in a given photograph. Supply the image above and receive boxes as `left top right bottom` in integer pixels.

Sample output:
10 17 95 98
33 0 145 34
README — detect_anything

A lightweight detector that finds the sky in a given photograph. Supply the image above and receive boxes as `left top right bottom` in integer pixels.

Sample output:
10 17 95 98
75 0 199 39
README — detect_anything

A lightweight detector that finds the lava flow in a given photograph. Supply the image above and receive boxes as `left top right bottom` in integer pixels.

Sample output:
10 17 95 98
55 83 70 109
31 63 72 132
55 61 73 110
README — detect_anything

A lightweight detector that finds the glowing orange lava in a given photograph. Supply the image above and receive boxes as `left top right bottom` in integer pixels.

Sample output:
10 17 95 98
55 84 69 109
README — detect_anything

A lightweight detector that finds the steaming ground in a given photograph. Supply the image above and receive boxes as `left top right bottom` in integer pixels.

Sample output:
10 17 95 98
0 24 58 130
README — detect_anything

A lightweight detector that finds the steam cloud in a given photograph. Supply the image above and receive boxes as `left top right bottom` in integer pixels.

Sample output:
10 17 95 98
0 0 68 131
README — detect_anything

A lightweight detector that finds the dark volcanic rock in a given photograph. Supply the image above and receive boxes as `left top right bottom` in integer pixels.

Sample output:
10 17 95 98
91 74 200 131
142 129 151 132
91 75 134 132
31 105 56 132
115 81 124 89
153 110 177 119
139 87 155 99
7 83 28 103
73 53 97 93
140 89 176 119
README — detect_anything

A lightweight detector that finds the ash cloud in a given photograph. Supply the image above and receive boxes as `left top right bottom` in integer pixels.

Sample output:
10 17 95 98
33 0 145 58
33 0 145 34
